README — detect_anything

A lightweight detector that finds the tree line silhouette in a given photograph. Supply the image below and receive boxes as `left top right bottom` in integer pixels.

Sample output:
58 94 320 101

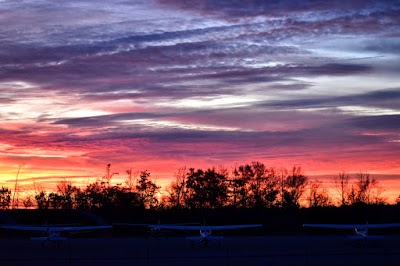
0 162 392 211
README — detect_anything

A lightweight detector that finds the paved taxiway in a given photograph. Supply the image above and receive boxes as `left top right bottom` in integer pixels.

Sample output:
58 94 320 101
0 235 399 266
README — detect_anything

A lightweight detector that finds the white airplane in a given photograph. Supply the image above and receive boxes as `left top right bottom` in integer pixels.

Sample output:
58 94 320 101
303 222 400 240
0 224 112 247
150 223 263 247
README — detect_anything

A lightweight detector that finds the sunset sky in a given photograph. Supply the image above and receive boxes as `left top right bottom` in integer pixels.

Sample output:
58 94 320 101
0 0 399 202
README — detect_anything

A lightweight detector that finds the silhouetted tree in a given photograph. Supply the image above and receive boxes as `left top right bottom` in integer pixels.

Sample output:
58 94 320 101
84 181 107 209
56 181 81 209
333 172 350 206
97 184 140 209
229 172 247 207
112 187 140 209
230 164 252 208
75 189 92 210
185 167 228 209
48 192 63 209
231 162 279 208
307 180 332 208
136 170 160 209
348 173 386 205
78 181 127 209
356 173 373 204
249 163 279 208
0 186 11 210
22 195 34 209
167 167 187 208
281 167 308 209
125 169 137 192
34 191 50 210
396 195 400 205
347 185 357 205
18 162 393 211
103 164 119 187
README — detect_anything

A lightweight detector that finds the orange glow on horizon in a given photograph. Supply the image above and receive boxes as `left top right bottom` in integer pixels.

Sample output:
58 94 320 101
1 157 400 205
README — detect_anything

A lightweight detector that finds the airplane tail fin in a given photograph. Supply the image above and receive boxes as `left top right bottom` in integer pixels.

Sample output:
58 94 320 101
353 220 368 237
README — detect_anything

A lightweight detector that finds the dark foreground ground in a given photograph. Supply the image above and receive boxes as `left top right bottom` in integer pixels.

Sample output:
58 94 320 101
0 235 399 266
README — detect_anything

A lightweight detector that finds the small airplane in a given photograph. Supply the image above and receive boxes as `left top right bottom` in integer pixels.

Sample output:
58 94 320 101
303 222 400 240
150 223 263 247
0 224 112 247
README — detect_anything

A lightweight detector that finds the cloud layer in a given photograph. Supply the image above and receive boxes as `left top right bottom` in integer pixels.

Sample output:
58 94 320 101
0 0 399 198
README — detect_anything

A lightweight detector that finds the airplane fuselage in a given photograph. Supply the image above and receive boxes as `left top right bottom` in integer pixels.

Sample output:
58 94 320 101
353 228 368 238
200 229 212 238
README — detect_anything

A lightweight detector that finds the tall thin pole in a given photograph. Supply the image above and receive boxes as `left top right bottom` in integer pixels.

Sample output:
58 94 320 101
281 170 285 208
12 163 25 209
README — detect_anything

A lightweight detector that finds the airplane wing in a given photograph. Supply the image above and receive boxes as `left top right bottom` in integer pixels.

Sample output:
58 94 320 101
151 224 262 231
113 222 200 226
0 225 111 232
303 223 400 229
113 223 151 227
364 223 400 229
303 224 361 229
0 225 51 231
50 225 112 232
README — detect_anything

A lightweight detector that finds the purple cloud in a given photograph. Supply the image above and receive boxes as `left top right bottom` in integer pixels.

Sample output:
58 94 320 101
0 0 399 197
